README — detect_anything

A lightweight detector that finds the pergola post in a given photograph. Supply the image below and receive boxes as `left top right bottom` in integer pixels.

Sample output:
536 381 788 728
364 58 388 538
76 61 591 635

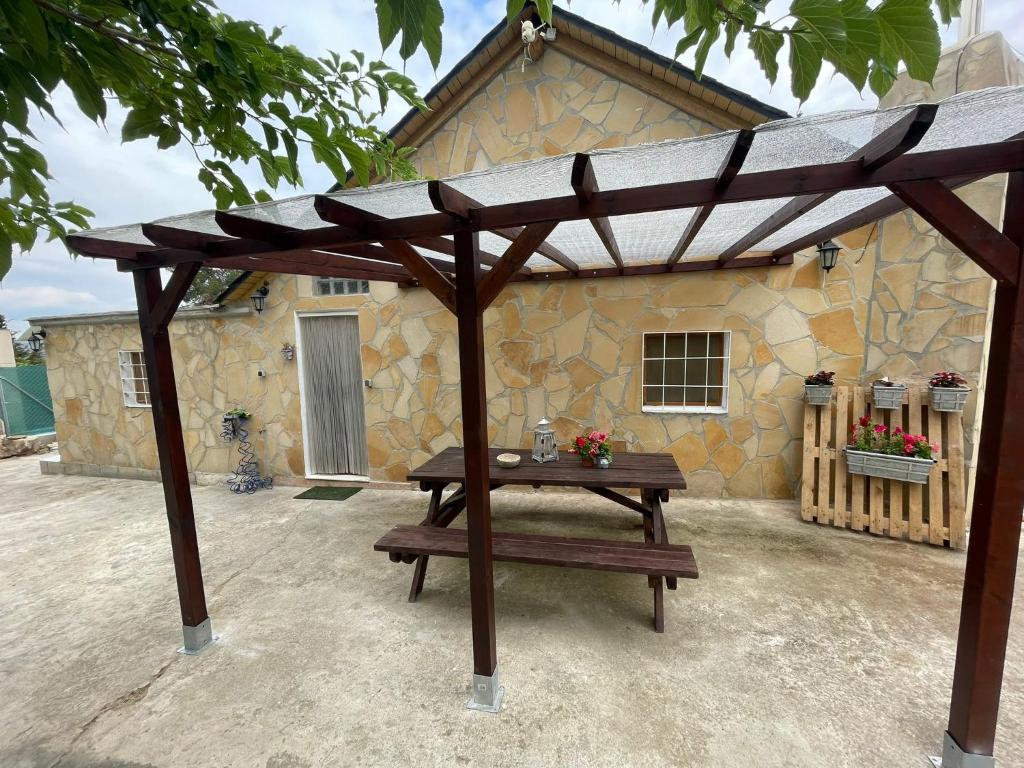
453 229 502 712
934 172 1024 766
132 266 214 654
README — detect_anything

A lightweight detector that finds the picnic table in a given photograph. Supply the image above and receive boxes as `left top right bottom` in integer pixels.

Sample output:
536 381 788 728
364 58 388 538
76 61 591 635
374 447 697 632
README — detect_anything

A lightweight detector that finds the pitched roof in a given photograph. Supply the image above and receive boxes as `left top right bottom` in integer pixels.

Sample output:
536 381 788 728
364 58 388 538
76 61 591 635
386 3 787 153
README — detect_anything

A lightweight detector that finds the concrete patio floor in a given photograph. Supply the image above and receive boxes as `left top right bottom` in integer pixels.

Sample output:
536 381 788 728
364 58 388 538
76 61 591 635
1 452 1022 768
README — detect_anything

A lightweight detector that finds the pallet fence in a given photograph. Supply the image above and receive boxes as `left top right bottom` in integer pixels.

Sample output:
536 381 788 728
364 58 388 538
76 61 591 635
801 385 966 549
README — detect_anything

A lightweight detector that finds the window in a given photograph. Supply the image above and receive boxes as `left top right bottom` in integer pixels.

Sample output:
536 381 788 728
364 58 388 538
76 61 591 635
642 332 730 413
314 277 370 296
118 350 151 407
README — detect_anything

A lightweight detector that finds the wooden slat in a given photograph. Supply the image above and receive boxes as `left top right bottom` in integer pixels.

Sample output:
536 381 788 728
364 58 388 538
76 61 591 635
477 221 559 311
817 395 833 526
947 412 967 549
907 387 925 542
801 405 817 521
375 525 700 579
850 386 867 531
889 402 905 539
928 405 945 545
833 387 849 528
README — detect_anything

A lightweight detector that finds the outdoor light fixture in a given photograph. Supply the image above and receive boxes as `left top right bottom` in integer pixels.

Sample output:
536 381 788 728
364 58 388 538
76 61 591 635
817 239 841 273
531 417 558 463
27 330 46 352
250 282 270 314
281 342 295 361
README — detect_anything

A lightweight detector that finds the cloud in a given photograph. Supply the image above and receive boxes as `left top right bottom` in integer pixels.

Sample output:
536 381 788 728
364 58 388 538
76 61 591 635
0 285 100 311
6 0 1022 321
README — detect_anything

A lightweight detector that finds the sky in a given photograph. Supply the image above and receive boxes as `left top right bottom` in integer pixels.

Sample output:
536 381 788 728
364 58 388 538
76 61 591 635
3 0 1023 331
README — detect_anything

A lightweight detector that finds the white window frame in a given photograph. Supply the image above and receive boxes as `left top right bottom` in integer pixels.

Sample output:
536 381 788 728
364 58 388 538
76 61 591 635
313 277 370 297
641 331 731 414
118 350 151 408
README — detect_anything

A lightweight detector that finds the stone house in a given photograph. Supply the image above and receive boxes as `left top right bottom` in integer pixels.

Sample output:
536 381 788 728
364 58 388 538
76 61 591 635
30 6 1022 499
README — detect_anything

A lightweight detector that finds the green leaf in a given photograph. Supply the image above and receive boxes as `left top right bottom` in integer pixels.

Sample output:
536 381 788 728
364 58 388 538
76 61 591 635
693 26 720 80
836 0 879 91
789 27 823 102
377 0 445 69
121 106 165 142
876 0 939 83
868 61 897 97
63 55 107 123
336 133 371 186
791 0 847 64
0 234 11 281
936 0 961 25
749 29 785 85
4 0 49 55
674 27 703 59
723 18 741 58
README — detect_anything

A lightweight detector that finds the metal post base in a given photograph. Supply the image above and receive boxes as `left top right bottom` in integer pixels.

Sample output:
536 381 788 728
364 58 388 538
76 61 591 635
927 731 995 768
465 666 504 713
176 617 217 655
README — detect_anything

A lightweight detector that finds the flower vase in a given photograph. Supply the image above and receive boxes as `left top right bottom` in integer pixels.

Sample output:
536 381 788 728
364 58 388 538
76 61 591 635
581 456 595 468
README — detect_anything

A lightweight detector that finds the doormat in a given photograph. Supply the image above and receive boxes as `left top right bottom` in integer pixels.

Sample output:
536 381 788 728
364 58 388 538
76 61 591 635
294 486 362 501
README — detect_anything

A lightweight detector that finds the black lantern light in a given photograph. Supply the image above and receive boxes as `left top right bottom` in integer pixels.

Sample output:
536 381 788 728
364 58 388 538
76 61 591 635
27 329 46 352
817 239 841 273
250 282 270 314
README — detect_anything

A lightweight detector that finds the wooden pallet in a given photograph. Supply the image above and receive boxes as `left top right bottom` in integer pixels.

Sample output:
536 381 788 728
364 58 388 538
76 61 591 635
801 385 966 549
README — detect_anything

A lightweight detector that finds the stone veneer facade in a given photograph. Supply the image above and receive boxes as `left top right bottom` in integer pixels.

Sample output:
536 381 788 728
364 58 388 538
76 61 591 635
38 35 1020 497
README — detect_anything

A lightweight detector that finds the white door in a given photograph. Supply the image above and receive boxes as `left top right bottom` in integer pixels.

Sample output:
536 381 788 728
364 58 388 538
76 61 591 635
298 314 369 476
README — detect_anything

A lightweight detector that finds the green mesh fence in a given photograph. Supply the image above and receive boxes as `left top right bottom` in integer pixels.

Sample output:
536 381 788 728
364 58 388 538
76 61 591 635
0 365 54 436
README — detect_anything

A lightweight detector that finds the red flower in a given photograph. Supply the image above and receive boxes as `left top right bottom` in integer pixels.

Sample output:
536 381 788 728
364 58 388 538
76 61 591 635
892 426 903 435
575 436 585 448
858 415 870 427
873 424 887 434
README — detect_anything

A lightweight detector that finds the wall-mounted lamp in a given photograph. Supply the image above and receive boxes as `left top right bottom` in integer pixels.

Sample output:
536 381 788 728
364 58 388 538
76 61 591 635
281 342 295 361
817 239 841 273
27 329 46 353
250 282 270 314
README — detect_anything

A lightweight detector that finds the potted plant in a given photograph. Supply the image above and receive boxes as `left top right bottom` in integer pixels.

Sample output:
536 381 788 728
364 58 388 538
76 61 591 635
568 430 612 468
844 415 937 484
221 407 252 441
871 376 906 410
804 370 835 405
929 371 970 413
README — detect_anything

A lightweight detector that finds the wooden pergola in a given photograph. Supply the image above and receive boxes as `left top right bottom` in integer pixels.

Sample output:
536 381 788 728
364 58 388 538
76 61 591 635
67 87 1024 765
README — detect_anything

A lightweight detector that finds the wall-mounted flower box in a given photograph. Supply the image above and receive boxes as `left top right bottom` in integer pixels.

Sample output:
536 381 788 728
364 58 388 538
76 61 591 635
804 370 835 406
844 448 935 484
928 372 970 413
871 378 906 410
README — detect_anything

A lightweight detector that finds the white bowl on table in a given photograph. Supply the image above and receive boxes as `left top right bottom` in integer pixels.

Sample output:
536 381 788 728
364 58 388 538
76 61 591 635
496 453 521 468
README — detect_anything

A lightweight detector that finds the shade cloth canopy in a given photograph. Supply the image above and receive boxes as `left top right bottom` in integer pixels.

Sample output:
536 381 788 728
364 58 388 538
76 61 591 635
70 86 1024 281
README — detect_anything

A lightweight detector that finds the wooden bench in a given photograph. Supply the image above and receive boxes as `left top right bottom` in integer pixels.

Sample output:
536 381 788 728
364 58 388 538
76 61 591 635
375 525 699 628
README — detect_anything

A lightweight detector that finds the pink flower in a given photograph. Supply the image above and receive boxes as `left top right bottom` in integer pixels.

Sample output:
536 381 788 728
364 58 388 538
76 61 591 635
858 415 870 427
932 443 940 453
589 447 597 457
892 426 903 435
904 444 914 454
873 424 887 434
567 448 578 454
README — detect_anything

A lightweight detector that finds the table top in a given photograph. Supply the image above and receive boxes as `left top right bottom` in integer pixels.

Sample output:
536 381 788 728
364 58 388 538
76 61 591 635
408 447 687 490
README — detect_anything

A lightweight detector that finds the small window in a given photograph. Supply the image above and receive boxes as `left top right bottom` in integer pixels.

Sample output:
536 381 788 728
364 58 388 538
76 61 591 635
118 350 151 407
314 278 370 296
642 332 730 413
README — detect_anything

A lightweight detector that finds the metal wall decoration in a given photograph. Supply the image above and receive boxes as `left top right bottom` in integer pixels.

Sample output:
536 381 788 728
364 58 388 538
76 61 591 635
221 410 273 494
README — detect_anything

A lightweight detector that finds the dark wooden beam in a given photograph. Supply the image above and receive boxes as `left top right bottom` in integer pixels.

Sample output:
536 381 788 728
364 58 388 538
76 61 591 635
453 228 498 681
67 234 156 260
150 263 201 331
666 129 755 267
508 253 792 282
72 138 1024 269
768 176 979 259
717 105 937 263
132 268 211 648
379 239 457 312
477 221 558 311
946 170 1024 759
571 153 624 272
888 179 1019 284
427 181 578 273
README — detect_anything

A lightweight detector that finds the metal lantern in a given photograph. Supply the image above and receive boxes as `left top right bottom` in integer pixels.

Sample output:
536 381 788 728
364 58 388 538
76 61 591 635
817 239 841 273
250 283 270 314
531 417 558 463
27 330 46 352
